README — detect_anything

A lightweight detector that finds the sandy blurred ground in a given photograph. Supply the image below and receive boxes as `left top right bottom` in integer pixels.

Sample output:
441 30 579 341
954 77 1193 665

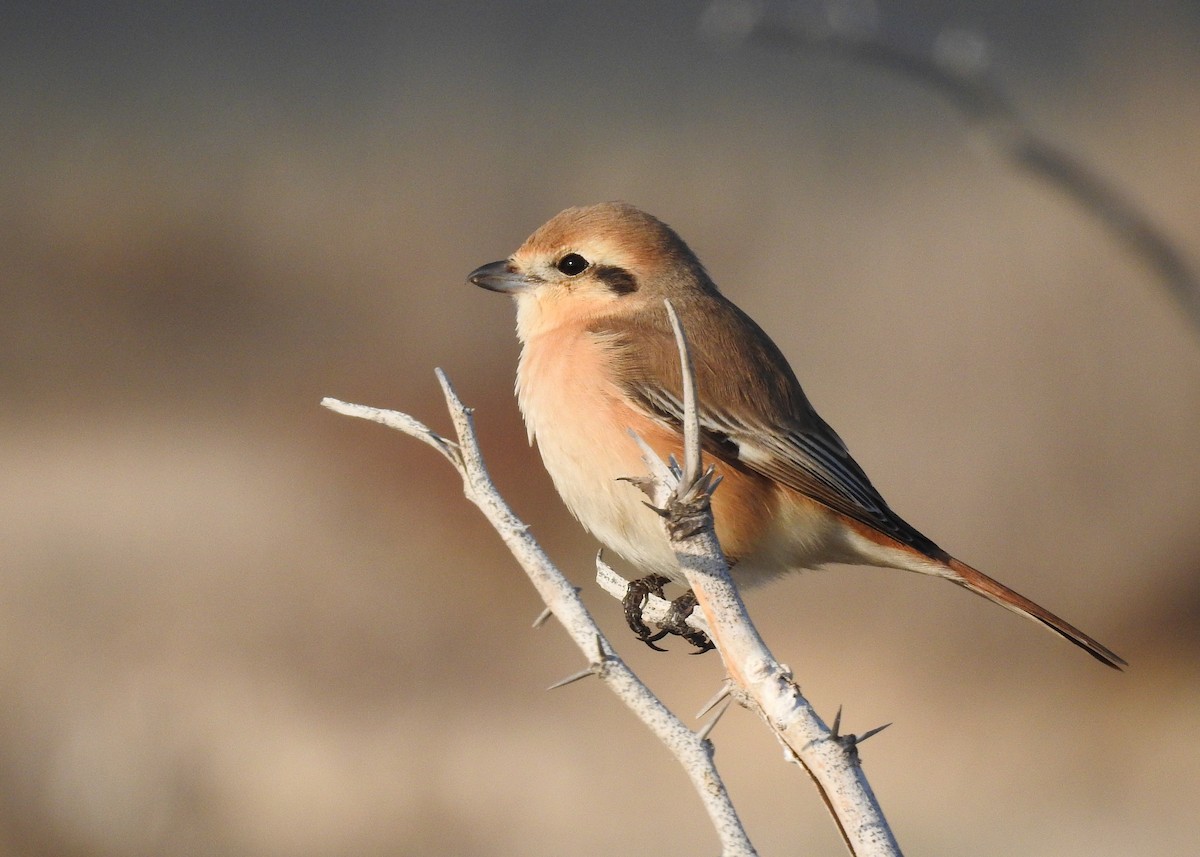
2 1 1198 854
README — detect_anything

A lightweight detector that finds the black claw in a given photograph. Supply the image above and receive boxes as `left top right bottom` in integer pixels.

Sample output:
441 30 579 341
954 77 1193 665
622 579 715 654
623 574 672 651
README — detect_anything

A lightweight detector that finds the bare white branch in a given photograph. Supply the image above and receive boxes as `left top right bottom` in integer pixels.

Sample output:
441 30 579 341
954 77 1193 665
665 300 702 488
322 383 757 857
614 299 903 856
320 397 461 467
326 308 901 854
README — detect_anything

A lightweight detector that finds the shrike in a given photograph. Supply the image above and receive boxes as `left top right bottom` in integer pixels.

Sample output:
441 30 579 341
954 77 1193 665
471 201 1123 668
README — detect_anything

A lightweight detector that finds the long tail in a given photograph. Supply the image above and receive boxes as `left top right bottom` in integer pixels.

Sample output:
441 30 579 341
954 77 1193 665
947 558 1126 669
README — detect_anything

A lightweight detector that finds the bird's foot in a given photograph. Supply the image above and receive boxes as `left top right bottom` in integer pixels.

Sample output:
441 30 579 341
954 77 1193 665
622 574 671 651
622 578 714 654
660 590 714 654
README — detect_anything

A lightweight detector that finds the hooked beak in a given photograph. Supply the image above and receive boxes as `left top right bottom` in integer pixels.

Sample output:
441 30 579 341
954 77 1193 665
468 260 531 294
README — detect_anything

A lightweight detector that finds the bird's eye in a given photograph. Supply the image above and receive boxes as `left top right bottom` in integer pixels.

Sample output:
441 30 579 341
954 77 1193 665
555 253 590 276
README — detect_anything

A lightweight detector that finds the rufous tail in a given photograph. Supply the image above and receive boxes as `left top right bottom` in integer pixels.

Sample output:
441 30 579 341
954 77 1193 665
946 558 1126 669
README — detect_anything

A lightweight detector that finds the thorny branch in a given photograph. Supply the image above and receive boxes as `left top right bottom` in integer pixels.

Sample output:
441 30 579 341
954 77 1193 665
323 299 904 855
613 300 902 857
321 387 757 856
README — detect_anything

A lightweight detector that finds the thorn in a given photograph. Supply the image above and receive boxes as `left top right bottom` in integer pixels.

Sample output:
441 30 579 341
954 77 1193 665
856 723 892 745
696 684 732 719
617 475 656 497
626 427 672 483
637 633 669 652
640 501 670 518
533 584 580 629
696 700 732 742
829 705 892 751
546 667 596 691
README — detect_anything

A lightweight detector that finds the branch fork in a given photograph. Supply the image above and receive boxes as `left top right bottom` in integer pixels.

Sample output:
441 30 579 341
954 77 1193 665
322 378 756 856
609 299 902 856
322 299 901 855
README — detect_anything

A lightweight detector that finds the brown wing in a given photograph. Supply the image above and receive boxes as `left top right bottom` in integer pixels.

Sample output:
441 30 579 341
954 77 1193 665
594 292 947 560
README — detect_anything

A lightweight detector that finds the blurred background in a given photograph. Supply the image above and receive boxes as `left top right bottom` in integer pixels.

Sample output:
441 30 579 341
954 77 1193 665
3 1 1198 854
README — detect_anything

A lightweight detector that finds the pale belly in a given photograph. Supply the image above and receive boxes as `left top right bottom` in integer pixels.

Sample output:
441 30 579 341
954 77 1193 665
518 332 683 578
515 326 848 585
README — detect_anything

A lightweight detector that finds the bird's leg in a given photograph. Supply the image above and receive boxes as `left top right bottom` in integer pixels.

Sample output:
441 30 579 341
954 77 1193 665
660 590 715 654
622 574 671 651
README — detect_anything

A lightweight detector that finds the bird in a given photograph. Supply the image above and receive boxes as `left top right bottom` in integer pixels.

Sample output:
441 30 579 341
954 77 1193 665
469 201 1125 669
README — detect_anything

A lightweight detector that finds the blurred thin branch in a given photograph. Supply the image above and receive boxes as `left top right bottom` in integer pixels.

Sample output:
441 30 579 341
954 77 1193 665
702 0 1200 334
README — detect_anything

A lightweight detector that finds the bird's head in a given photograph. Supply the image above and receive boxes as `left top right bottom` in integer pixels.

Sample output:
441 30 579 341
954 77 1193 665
469 202 713 339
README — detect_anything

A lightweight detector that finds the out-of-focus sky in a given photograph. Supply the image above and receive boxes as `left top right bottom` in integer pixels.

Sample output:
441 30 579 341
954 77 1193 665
3 2 1199 855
